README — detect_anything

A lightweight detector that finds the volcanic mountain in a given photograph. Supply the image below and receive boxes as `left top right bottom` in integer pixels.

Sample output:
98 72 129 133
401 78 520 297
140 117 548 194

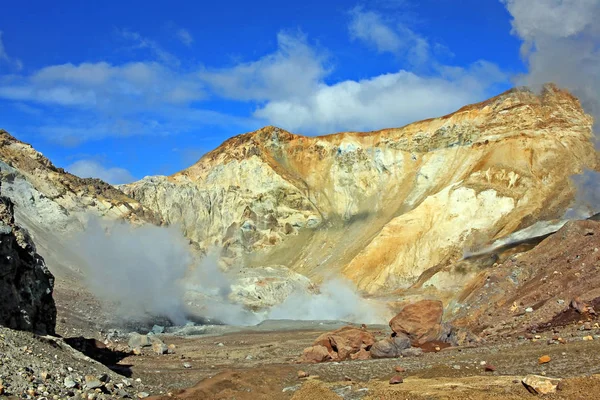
121 83 597 295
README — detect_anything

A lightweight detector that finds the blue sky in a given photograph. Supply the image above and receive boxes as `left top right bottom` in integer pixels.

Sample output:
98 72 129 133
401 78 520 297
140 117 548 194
0 0 597 183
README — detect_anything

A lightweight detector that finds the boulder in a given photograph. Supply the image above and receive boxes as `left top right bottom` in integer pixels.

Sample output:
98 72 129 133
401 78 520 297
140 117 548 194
128 333 151 349
350 348 371 360
389 300 443 346
313 326 375 361
370 334 411 359
299 345 331 363
0 195 56 335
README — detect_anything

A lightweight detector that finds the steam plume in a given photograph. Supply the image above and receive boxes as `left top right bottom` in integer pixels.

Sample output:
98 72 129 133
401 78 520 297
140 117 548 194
503 0 600 217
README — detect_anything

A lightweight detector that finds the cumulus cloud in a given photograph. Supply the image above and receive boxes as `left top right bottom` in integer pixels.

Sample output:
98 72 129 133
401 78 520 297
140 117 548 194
201 32 329 102
67 159 135 184
0 31 22 70
256 61 505 133
201 31 506 134
176 28 194 46
348 7 430 65
503 0 600 123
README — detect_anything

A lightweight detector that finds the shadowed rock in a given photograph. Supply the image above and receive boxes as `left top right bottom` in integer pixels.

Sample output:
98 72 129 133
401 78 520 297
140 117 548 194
0 194 56 335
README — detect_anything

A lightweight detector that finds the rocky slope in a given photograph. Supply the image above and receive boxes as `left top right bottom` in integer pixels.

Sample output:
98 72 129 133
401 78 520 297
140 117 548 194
0 129 159 232
0 193 56 335
123 84 597 295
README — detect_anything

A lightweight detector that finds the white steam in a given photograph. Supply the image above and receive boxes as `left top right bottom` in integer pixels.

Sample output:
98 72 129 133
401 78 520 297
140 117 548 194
267 279 385 324
503 0 600 124
503 1 600 217
75 218 191 325
74 218 382 327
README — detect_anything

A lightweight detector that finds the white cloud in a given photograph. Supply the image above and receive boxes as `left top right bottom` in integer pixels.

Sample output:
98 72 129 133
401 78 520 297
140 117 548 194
502 0 600 122
0 61 204 111
200 31 506 134
118 29 181 67
200 32 330 101
0 31 23 70
176 28 194 46
67 159 135 184
255 61 506 133
348 8 430 65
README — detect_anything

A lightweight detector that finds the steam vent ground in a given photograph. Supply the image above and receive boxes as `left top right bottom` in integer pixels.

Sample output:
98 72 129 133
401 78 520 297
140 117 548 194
2 1 600 398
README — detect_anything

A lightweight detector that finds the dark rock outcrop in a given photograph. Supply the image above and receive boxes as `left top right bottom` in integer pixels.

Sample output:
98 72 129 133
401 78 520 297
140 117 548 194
0 194 56 335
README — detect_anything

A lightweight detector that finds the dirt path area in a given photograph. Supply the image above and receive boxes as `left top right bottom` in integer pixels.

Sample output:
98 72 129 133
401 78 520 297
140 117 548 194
96 324 600 399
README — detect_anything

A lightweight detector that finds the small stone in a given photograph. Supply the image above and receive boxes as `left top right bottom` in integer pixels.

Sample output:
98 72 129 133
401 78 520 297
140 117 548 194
152 342 168 355
183 362 192 369
0 385 3 395
557 299 565 305
453 365 461 370
84 375 102 390
151 325 165 334
297 370 309 379
64 376 77 389
583 322 592 330
538 355 551 364
217 342 224 347
525 307 534 313
583 335 594 341
394 366 406 373
522 375 561 395
137 392 149 399
167 344 176 354
484 364 497 372
40 371 50 380
389 375 404 385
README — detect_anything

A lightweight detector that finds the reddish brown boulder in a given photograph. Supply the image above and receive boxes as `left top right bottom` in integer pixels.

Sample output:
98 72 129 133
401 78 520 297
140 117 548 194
350 348 371 360
299 345 331 363
389 300 444 346
313 326 375 361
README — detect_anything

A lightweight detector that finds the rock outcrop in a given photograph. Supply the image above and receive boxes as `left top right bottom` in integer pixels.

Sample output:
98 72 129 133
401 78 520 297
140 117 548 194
0 193 56 335
122 84 597 294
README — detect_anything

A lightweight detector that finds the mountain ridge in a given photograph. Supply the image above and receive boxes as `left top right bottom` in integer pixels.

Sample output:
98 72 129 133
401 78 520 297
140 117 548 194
122 83 597 294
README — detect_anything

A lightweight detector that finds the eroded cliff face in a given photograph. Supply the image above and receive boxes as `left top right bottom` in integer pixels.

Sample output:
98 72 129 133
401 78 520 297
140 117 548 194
122 84 597 294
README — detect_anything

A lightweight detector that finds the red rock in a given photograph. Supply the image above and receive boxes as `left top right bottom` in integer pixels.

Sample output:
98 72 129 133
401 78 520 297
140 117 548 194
389 300 444 346
395 366 406 373
350 348 371 360
299 345 332 363
389 375 404 385
313 326 375 361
